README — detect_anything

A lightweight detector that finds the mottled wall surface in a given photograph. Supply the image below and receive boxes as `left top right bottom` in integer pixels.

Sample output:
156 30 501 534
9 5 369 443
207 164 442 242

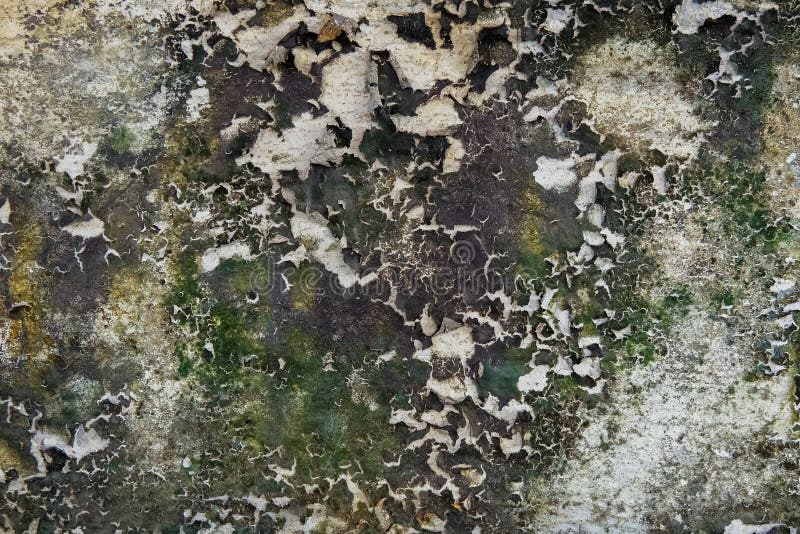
0 0 799 532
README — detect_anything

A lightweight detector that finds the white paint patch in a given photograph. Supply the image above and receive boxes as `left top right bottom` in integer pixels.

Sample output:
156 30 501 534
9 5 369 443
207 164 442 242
30 425 109 473
426 374 479 404
572 357 601 379
430 325 474 362
304 0 424 19
96 0 195 22
55 142 98 179
201 242 253 272
543 7 573 34
289 211 359 288
724 520 795 534
71 425 110 460
770 277 796 297
319 49 380 149
0 198 10 224
185 77 209 123
573 38 708 159
391 97 462 137
443 137 465 174
517 365 550 393
213 5 309 71
651 165 668 194
672 0 754 35
355 15 503 91
238 112 340 179
533 155 578 192
63 212 106 239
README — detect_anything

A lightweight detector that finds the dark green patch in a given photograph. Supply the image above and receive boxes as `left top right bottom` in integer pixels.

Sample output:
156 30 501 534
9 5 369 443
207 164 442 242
480 360 527 401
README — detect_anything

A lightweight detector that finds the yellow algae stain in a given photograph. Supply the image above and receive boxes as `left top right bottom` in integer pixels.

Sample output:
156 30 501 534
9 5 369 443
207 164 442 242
5 215 50 364
0 438 25 473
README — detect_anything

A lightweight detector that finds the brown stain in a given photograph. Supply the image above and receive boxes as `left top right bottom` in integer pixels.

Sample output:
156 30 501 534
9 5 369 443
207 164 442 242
317 16 344 43
415 511 443 529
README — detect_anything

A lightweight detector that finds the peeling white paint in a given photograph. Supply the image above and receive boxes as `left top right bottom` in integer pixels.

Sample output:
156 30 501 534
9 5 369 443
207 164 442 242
201 242 253 272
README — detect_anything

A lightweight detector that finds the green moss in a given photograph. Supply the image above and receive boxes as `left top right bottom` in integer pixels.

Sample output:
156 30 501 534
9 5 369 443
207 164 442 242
623 329 656 365
192 320 414 485
214 258 263 295
283 326 325 373
687 161 792 251
230 342 404 482
176 345 194 377
167 249 281 386
167 252 204 310
201 306 267 375
743 366 768 382
165 260 408 481
709 286 745 312
658 285 693 318
552 376 589 403
108 125 136 154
